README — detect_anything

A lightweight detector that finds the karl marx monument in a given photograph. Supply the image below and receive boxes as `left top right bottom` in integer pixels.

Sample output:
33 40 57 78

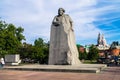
49 8 81 65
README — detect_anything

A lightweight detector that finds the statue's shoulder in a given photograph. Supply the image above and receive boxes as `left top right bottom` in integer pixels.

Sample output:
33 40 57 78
64 14 71 19
64 14 71 18
64 14 70 17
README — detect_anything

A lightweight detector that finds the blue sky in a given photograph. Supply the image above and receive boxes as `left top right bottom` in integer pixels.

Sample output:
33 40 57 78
0 0 120 45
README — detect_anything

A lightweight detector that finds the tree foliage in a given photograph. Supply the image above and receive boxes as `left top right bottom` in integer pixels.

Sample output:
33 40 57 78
18 38 49 64
77 44 88 60
34 38 44 47
87 45 99 61
33 38 49 64
79 51 88 60
0 20 25 57
0 19 49 64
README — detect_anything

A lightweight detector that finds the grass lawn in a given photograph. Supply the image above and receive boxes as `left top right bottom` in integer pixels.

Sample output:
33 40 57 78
82 60 97 64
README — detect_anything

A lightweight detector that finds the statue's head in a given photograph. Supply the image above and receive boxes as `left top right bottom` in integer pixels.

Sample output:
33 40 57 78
58 8 65 16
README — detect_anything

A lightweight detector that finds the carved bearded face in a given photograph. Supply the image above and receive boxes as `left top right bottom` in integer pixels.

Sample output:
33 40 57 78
58 8 65 16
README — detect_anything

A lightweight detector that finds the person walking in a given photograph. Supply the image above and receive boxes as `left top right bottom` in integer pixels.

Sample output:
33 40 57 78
0 57 5 68
114 56 119 66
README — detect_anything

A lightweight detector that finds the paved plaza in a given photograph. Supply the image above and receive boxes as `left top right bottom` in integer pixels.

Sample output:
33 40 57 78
0 66 120 80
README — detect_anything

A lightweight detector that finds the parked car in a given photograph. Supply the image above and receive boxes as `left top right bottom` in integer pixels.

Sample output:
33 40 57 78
97 57 112 64
97 55 120 65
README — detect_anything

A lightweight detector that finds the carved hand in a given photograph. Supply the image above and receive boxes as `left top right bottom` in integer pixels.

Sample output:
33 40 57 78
53 21 61 26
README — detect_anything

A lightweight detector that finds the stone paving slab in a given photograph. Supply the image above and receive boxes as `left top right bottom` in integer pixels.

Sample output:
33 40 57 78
0 67 120 80
3 64 107 73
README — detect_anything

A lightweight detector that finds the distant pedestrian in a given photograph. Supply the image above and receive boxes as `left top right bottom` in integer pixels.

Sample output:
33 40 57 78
114 56 118 65
0 57 5 68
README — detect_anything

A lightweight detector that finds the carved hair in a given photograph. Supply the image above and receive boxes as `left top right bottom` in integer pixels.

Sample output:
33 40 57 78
58 8 65 13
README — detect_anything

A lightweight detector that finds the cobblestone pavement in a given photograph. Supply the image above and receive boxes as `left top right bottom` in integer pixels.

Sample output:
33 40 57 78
0 67 120 80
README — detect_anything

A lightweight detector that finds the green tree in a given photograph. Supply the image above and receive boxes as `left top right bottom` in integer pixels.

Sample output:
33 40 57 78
16 27 25 42
17 38 49 64
34 38 49 64
77 44 88 60
0 19 25 56
87 45 99 61
34 38 44 47
79 51 88 60
18 42 33 59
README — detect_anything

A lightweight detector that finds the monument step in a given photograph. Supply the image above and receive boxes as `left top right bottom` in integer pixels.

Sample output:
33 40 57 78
3 64 107 73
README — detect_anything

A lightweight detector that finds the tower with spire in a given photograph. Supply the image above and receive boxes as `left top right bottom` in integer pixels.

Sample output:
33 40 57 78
97 33 108 47
97 32 102 46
